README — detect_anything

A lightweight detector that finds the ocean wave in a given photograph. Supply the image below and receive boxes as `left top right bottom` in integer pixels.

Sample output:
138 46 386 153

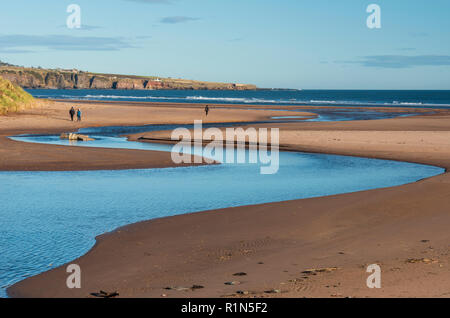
186 96 280 103
30 92 450 108
36 94 187 101
83 94 181 100
392 101 424 105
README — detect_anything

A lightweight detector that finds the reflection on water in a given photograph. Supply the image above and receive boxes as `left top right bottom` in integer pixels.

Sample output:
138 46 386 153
0 129 444 297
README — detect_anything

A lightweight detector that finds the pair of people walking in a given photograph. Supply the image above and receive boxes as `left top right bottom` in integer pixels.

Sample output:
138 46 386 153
69 107 82 122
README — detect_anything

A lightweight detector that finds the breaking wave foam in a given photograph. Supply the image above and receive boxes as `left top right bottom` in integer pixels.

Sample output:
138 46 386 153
31 93 450 108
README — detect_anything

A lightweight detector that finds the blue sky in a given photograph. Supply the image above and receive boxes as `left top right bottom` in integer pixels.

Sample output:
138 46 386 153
0 0 449 89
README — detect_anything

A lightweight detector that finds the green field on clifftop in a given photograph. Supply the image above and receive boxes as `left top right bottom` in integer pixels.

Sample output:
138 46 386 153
0 76 35 115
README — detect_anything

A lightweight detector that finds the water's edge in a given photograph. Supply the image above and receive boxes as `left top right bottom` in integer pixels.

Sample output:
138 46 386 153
3 123 446 298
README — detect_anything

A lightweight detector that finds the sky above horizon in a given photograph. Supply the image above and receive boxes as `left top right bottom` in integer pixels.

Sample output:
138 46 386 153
0 0 449 89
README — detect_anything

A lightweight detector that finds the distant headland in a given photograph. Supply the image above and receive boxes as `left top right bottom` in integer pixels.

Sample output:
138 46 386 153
0 61 258 91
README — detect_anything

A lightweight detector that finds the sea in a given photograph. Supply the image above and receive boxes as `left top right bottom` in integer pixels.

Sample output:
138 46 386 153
25 89 450 109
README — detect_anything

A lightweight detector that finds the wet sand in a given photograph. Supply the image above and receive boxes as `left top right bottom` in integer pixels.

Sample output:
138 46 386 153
4 100 450 298
0 100 309 171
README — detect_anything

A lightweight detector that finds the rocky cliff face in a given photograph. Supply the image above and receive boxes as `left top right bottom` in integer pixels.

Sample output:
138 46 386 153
0 67 258 91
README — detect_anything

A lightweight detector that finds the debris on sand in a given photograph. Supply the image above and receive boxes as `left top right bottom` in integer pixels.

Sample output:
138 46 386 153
225 281 241 286
60 133 94 141
301 267 339 275
191 285 204 290
406 258 437 264
236 290 249 295
264 289 281 294
164 286 190 291
164 285 204 291
233 272 247 276
90 290 119 298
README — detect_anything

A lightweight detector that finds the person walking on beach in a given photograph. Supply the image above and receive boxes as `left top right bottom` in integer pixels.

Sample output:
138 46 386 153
77 108 82 122
205 105 210 117
69 107 75 121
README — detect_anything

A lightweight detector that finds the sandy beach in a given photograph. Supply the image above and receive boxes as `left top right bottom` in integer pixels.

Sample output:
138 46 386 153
0 100 311 171
4 100 450 298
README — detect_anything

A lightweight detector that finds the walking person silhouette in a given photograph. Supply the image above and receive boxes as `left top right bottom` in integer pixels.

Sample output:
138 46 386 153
69 107 75 121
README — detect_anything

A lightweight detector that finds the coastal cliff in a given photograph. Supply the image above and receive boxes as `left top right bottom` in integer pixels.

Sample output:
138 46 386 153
0 65 258 91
